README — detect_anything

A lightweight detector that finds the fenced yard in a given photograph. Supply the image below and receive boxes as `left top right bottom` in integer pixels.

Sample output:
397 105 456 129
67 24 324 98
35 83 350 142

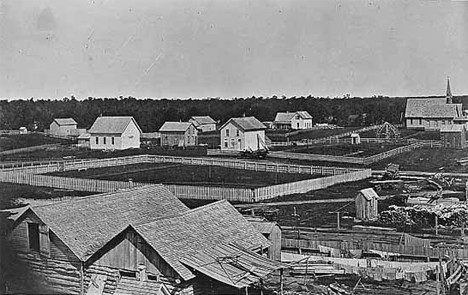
0 154 371 202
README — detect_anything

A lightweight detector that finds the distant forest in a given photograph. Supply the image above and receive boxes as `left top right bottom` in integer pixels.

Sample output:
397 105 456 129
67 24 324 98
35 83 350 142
0 95 467 132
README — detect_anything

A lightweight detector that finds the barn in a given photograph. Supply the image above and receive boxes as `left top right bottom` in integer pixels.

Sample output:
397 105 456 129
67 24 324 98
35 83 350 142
355 188 379 221
49 118 78 136
159 122 198 147
3 185 283 295
189 116 217 132
440 124 467 149
89 116 142 150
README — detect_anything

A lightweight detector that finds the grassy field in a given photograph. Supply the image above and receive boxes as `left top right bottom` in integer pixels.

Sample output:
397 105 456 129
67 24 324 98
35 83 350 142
0 134 71 152
0 183 95 209
371 147 468 172
47 163 319 188
288 142 408 158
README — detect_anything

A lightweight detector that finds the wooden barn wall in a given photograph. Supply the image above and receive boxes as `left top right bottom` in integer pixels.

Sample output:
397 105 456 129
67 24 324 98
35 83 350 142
5 211 83 294
92 230 178 278
268 226 282 262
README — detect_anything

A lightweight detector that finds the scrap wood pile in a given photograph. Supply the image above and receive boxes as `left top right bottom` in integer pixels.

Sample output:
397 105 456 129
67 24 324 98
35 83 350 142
378 203 468 228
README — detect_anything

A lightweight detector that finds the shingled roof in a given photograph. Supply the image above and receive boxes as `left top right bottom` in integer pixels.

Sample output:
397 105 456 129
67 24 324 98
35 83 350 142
358 188 379 201
405 98 462 118
274 111 312 123
53 118 77 126
158 122 193 132
190 116 216 125
134 200 270 280
89 116 142 134
30 185 189 261
220 117 266 131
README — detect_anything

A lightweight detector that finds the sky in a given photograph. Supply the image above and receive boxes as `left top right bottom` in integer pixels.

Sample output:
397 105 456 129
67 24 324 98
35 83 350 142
0 0 467 100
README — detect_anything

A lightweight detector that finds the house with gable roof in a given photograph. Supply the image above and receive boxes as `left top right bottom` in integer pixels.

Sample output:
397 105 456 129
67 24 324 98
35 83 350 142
355 188 379 221
220 116 267 151
89 116 142 150
273 111 313 130
405 78 463 130
49 118 79 136
188 116 217 132
159 122 198 147
3 185 284 295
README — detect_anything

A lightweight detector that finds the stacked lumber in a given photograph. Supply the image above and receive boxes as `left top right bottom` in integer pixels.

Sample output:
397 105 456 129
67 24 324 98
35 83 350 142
290 263 344 275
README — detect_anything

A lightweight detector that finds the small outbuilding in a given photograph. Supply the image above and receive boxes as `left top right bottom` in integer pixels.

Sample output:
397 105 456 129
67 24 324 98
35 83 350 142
440 124 467 149
355 188 379 221
245 216 282 261
350 133 361 145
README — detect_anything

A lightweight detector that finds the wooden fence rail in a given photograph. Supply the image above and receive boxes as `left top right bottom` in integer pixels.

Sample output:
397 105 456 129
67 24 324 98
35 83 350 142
282 238 468 259
269 142 429 166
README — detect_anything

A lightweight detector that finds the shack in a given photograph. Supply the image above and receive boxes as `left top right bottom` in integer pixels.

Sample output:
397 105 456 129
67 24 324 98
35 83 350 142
355 188 379 220
3 185 283 295
440 124 467 149
245 216 282 261
159 122 198 147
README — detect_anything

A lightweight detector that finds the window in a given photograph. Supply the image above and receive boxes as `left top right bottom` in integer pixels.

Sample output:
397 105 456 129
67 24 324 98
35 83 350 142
111 137 115 145
236 130 240 136
297 123 299 128
231 139 235 147
96 137 99 145
224 140 228 148
419 119 422 125
226 129 230 136
103 137 107 144
28 223 40 251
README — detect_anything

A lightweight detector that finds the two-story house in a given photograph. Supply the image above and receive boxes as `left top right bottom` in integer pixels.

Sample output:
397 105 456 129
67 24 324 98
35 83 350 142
220 117 266 151
188 116 217 132
159 122 198 147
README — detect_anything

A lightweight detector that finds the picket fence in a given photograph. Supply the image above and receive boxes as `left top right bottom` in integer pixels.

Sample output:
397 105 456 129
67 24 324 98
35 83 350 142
282 238 468 259
0 154 371 202
269 142 428 166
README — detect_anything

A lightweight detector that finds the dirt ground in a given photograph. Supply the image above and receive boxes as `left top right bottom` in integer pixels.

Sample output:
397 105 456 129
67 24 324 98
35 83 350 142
287 142 408 158
47 163 320 188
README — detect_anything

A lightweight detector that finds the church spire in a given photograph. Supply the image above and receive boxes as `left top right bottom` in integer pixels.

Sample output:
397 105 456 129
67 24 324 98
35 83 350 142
446 77 453 104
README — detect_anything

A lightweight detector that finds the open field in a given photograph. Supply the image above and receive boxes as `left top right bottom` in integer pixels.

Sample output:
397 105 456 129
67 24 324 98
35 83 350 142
370 147 468 172
266 127 360 142
46 162 318 188
0 183 95 209
0 134 71 152
287 142 408 158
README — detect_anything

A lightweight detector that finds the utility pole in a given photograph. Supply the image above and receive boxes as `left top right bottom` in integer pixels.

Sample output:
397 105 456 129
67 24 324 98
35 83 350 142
328 211 342 229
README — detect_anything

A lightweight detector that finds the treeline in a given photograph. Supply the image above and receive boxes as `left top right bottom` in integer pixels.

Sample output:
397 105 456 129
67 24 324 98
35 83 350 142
0 95 437 132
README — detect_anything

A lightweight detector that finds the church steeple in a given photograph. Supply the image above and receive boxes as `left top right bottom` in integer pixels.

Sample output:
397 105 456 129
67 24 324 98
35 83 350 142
446 77 453 104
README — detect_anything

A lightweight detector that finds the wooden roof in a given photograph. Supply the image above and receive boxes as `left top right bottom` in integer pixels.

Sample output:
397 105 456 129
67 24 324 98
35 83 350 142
31 185 189 261
274 111 312 123
158 122 193 132
53 118 77 126
190 116 216 125
405 98 462 118
134 200 270 281
114 277 169 295
358 188 379 201
89 116 142 134
180 243 285 289
220 117 266 132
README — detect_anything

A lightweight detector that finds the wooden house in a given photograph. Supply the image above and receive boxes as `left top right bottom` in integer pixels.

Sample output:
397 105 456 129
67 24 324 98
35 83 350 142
159 122 198 147
3 186 283 295
273 111 313 130
245 216 282 261
220 117 267 152
49 118 78 136
440 124 467 149
3 185 189 294
89 116 142 150
405 79 463 130
355 188 379 221
188 116 217 132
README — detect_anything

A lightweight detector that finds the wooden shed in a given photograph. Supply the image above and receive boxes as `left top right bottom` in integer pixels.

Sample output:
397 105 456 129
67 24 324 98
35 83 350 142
355 188 379 220
440 124 467 149
246 216 282 261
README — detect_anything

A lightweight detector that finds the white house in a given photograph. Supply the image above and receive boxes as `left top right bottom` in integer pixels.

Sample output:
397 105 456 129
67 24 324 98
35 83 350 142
49 118 78 136
220 117 266 151
405 79 463 130
189 116 217 132
88 116 142 150
273 111 313 130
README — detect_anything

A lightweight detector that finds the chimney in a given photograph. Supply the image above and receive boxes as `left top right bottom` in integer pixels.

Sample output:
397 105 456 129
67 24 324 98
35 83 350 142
137 265 146 281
